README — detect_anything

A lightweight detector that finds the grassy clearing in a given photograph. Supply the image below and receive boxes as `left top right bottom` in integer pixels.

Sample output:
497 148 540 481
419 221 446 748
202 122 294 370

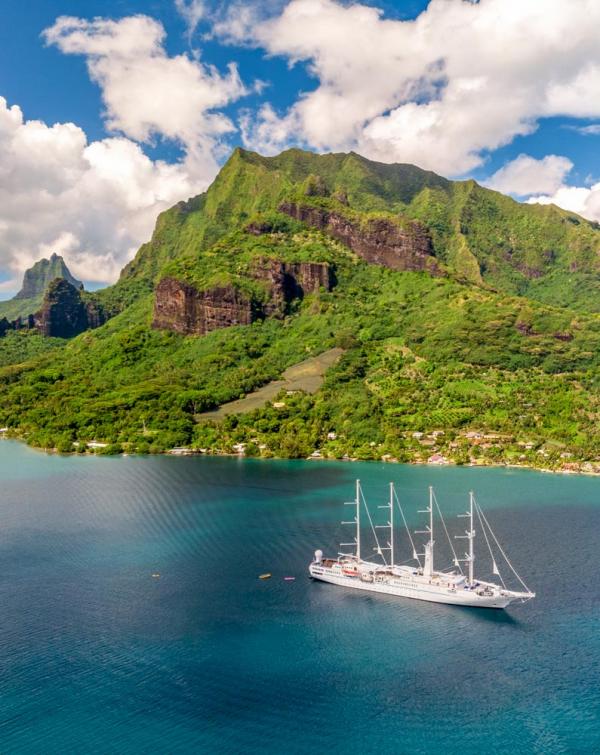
199 347 343 420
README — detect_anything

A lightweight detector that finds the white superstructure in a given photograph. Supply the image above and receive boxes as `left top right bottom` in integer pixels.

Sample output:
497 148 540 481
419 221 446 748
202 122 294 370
309 481 535 609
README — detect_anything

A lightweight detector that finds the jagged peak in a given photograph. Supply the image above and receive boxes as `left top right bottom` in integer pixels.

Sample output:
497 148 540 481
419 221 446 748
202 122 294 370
14 253 82 300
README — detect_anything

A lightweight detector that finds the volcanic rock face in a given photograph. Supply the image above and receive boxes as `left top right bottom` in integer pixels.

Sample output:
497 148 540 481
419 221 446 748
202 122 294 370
152 278 258 335
254 259 334 317
34 279 105 338
152 261 334 336
286 261 332 293
279 202 440 274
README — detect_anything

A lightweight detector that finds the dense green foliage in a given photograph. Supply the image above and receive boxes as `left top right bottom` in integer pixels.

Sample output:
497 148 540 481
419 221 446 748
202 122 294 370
0 148 599 470
0 331 65 368
111 148 600 311
0 295 44 322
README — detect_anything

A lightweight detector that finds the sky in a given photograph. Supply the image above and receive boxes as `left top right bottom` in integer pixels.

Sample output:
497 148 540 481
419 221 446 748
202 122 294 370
2 0 600 295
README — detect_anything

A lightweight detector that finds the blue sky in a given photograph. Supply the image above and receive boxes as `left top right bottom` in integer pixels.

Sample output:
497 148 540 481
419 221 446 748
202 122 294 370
1 0 600 294
1 1 313 155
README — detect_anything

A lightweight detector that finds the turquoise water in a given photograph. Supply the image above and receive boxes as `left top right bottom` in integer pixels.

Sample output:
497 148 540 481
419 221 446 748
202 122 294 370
1 440 599 753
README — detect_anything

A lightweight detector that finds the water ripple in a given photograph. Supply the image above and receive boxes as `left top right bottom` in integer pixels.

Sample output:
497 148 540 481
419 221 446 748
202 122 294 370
0 441 599 753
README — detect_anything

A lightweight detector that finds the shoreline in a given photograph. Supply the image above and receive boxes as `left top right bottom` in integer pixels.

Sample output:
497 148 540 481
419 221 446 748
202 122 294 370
2 434 599 478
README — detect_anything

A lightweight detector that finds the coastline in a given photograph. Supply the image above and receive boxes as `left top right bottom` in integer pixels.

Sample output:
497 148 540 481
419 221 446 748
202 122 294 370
2 433 599 478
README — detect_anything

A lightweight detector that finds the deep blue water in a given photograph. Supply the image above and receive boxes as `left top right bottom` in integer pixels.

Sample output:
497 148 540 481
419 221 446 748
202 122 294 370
1 440 599 753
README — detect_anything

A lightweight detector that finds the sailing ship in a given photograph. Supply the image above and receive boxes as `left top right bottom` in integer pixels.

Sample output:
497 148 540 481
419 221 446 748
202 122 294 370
309 481 535 609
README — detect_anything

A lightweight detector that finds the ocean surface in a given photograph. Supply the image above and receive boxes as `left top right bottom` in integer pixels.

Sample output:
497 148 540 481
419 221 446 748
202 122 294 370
1 440 599 754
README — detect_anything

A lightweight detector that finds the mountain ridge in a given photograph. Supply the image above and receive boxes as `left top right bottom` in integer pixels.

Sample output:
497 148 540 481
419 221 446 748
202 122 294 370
111 147 600 313
0 147 599 471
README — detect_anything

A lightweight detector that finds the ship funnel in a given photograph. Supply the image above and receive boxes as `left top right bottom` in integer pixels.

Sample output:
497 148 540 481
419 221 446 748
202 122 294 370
314 549 323 563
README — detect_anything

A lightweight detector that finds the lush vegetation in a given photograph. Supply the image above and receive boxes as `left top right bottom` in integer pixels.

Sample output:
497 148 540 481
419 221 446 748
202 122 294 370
0 331 65 368
0 147 599 471
112 148 600 309
0 295 44 322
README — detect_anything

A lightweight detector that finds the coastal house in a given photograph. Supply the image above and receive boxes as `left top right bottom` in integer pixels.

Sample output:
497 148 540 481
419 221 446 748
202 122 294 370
427 453 449 465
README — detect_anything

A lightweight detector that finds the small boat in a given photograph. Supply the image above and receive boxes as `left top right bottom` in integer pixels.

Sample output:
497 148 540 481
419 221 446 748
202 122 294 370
151 573 160 578
309 481 535 609
284 576 296 581
259 573 272 580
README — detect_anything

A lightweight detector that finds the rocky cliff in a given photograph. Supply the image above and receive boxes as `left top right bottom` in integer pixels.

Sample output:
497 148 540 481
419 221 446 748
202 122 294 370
152 278 258 335
15 253 82 300
279 201 440 274
153 260 333 335
252 258 334 317
34 279 105 338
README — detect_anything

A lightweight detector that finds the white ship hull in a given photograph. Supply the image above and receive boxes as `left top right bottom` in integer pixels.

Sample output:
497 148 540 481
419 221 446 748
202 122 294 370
310 480 535 611
309 563 527 608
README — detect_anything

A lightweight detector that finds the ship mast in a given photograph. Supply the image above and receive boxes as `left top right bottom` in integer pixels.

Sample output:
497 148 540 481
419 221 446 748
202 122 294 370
428 486 434 575
341 479 362 560
455 491 475 584
416 486 435 577
376 482 395 566
469 491 475 584
356 479 361 561
390 482 394 566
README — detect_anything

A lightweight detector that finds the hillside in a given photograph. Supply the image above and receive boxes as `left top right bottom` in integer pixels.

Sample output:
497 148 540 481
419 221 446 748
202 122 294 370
115 148 600 312
0 148 599 470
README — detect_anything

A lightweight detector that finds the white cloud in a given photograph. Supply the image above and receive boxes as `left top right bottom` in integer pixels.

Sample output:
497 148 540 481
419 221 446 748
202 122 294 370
221 0 600 176
43 15 248 177
0 97 198 290
486 154 573 196
175 0 207 41
568 123 600 135
239 103 297 156
0 14 254 295
528 183 600 222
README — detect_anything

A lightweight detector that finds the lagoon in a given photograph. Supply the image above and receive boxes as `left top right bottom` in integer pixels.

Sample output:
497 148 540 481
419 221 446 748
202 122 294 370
1 440 599 753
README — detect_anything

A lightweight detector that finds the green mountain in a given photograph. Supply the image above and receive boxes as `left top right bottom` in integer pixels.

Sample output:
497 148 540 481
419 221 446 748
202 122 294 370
116 148 600 311
0 253 82 321
0 148 599 470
